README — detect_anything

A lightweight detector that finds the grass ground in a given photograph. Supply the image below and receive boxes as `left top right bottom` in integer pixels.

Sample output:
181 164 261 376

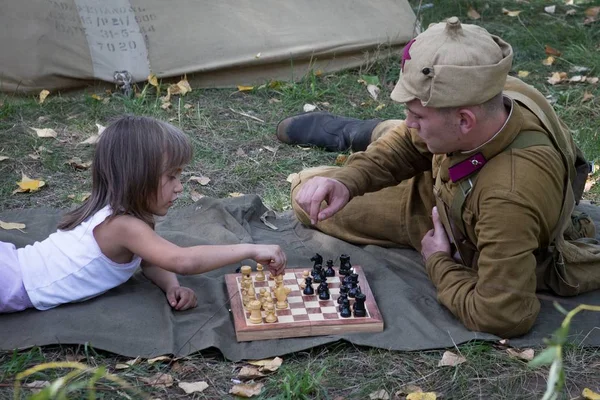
1 0 599 398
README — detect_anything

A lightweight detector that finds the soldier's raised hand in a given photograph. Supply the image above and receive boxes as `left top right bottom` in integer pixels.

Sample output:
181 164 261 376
421 206 451 261
295 176 350 225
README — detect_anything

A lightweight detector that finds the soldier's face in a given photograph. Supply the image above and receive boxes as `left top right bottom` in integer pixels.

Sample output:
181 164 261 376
404 100 462 154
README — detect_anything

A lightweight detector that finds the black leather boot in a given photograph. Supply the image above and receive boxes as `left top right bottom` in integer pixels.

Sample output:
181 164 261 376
276 112 381 152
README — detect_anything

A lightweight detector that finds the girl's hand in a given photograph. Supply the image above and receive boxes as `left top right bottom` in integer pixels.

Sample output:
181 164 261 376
253 245 287 276
166 286 198 311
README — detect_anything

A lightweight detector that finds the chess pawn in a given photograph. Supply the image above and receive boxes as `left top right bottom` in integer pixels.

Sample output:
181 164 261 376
247 282 256 298
242 289 250 308
259 288 267 305
339 297 352 318
255 263 266 281
337 291 348 305
264 303 278 323
248 300 263 324
274 284 291 309
325 260 335 277
303 276 314 295
299 270 310 290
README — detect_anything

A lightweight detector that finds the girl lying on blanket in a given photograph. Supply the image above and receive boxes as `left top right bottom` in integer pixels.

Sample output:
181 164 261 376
0 115 287 313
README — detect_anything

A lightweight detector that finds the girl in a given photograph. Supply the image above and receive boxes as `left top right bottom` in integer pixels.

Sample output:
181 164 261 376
1 115 287 313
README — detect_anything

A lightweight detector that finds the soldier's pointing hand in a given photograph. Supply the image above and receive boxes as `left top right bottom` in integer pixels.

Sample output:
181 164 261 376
421 206 451 261
295 176 351 225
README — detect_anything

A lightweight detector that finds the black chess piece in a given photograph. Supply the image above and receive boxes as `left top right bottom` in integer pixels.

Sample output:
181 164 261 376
339 254 352 276
339 297 352 318
353 293 366 317
311 253 323 268
318 289 330 300
325 260 335 277
337 290 348 305
355 285 362 296
319 268 328 283
312 264 323 283
303 276 314 295
350 273 359 285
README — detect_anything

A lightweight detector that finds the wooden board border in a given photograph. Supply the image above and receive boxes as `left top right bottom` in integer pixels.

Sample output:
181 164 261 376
225 266 384 342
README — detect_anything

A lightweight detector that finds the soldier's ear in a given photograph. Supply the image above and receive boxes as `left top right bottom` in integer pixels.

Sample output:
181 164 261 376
457 108 477 134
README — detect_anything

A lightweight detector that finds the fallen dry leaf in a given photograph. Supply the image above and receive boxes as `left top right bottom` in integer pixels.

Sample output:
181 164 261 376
542 56 556 66
585 176 598 193
176 78 192 95
286 173 298 183
506 348 535 361
467 7 481 19
518 70 530 78
268 98 281 104
502 8 522 17
588 77 599 84
263 145 277 153
32 128 57 138
369 389 389 400
188 176 211 186
39 90 50 104
248 356 283 372
335 154 348 166
583 387 600 399
90 94 103 101
14 173 45 194
570 75 586 83
407 393 437 400
566 8 577 16
115 363 130 370
237 85 254 92
148 74 158 87
238 366 266 379
0 220 26 231
438 351 466 367
396 385 423 396
190 190 205 202
229 192 244 197
140 373 174 388
585 6 600 17
303 103 317 112
236 148 247 157
0 155 9 161
23 380 50 394
178 381 209 394
367 84 380 101
229 382 264 398
147 355 171 364
582 91 595 102
375 103 386 111
161 102 172 110
67 192 91 203
65 157 92 170
548 72 568 85
28 154 40 160
544 5 556 14
545 45 562 57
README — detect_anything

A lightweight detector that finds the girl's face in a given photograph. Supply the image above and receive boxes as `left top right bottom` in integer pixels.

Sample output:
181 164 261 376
150 167 184 216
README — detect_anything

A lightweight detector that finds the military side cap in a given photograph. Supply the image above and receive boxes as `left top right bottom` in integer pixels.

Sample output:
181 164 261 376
391 17 513 108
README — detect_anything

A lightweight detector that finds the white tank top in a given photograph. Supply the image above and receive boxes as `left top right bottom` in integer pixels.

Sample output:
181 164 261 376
17 206 141 310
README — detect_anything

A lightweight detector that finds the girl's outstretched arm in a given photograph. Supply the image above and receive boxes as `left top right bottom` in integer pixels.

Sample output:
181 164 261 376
141 261 197 310
111 215 287 275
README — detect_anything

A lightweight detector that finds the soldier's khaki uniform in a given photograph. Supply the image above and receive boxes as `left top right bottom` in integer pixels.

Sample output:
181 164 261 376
291 77 597 337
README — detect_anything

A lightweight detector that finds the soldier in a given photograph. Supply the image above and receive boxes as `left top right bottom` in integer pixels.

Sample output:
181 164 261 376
277 17 599 337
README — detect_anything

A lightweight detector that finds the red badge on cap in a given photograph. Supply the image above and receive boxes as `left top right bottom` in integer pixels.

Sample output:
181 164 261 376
401 39 415 72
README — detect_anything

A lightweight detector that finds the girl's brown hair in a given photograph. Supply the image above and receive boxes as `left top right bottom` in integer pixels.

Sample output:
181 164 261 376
58 115 192 230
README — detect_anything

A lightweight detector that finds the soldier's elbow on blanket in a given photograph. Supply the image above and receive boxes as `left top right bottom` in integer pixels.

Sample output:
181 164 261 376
459 299 539 338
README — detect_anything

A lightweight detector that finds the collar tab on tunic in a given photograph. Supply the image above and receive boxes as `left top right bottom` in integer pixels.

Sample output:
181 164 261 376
448 153 487 182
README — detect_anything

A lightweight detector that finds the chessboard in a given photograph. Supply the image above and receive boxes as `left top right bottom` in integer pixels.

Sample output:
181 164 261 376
225 262 383 342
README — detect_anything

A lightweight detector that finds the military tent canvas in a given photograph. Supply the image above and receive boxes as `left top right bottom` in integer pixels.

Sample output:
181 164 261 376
0 0 417 93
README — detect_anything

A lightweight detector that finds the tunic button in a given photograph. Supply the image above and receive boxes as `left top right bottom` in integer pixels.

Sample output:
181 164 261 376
471 159 480 166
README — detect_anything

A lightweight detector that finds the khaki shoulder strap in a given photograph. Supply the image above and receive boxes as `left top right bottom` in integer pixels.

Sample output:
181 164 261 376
450 131 553 237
